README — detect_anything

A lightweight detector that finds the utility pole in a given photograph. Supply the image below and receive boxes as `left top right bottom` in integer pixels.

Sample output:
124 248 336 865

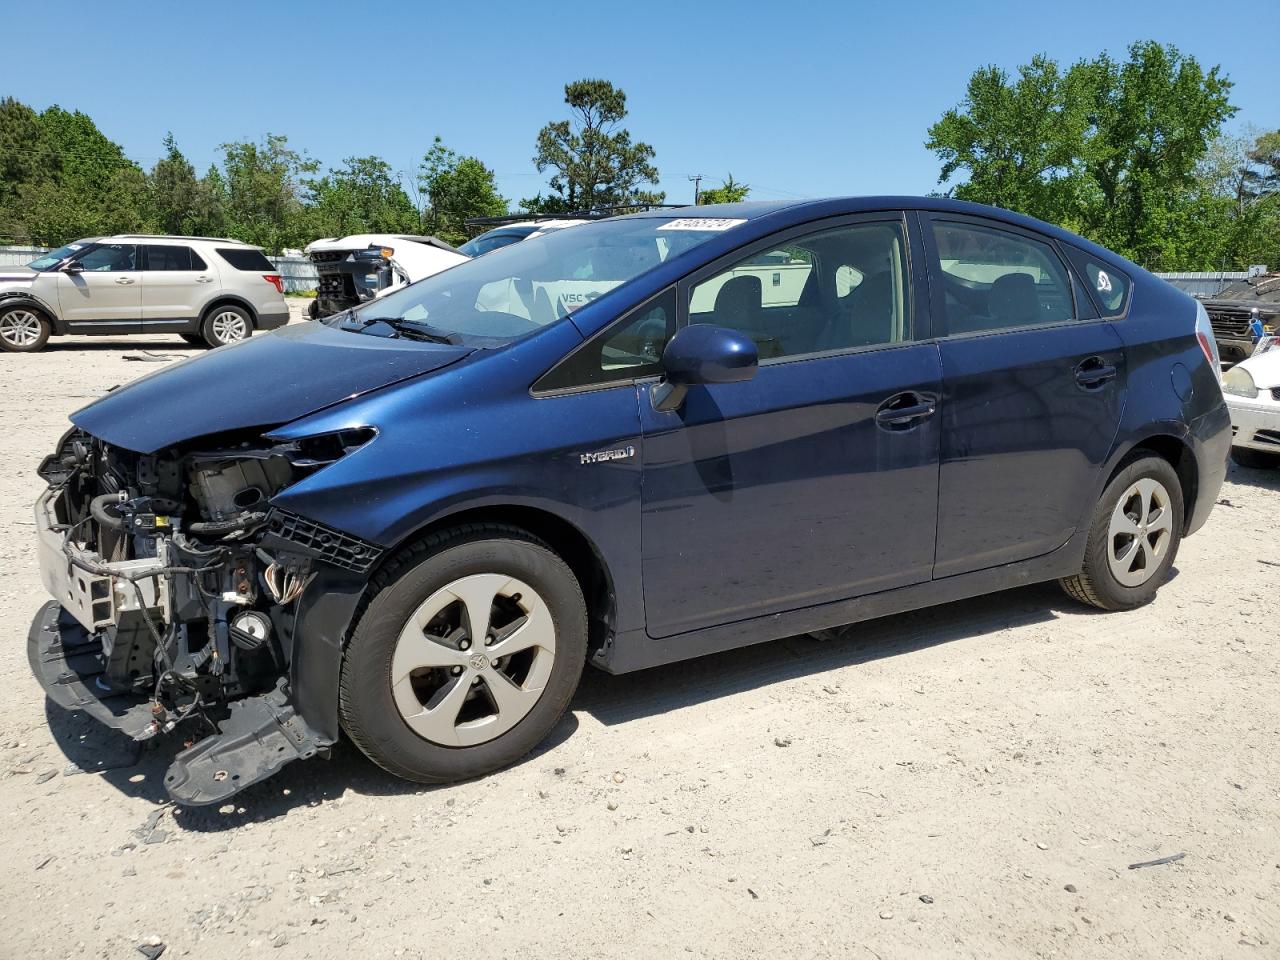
688 174 703 205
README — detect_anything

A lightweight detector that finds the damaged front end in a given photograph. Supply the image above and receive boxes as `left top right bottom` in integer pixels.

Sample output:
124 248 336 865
28 426 381 804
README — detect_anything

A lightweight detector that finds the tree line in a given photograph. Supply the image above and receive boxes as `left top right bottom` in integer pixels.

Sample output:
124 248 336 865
0 79 748 254
2 47 1273 269
928 40 1279 271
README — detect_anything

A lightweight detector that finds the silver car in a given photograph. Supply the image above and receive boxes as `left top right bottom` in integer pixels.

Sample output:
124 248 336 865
0 235 290 352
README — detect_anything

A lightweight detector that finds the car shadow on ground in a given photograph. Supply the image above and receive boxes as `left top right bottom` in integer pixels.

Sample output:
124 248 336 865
1222 459 1280 493
42 580 1097 830
42 340 204 353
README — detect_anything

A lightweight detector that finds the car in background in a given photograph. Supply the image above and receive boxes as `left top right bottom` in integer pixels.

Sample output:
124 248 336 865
27 198 1228 804
0 236 289 352
1201 270 1279 366
457 219 587 257
305 234 467 319
1221 345 1280 467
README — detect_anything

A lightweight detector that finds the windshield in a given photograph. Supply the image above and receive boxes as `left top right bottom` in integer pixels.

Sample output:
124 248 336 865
340 217 734 344
28 240 94 271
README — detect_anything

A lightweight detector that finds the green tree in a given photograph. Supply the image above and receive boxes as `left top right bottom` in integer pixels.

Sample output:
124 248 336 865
419 137 507 245
0 101 148 243
0 98 55 239
219 134 317 252
307 156 419 238
927 42 1236 267
926 54 1088 226
697 174 750 205
148 133 204 235
530 79 663 213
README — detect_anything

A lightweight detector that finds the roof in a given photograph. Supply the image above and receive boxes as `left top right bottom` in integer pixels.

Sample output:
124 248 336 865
104 234 253 245
622 196 1141 273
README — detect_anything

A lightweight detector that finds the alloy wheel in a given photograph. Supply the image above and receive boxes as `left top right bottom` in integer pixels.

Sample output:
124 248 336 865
1107 477 1173 588
211 311 248 344
390 574 557 747
0 309 42 348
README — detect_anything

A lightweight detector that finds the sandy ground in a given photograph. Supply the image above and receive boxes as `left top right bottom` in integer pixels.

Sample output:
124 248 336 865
0 302 1277 959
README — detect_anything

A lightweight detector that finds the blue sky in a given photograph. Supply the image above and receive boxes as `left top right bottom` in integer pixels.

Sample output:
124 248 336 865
5 0 1277 207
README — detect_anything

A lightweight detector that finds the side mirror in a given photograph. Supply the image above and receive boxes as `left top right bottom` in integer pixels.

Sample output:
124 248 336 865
651 324 758 412
61 261 83 274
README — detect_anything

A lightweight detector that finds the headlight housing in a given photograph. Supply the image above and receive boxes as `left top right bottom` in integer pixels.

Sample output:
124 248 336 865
1222 366 1259 398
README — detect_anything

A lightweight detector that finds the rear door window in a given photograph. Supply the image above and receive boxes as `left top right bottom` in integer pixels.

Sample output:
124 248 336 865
143 245 195 270
929 221 1075 335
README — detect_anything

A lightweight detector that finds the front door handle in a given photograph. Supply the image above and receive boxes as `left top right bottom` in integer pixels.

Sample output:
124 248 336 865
114 276 135 285
875 391 938 429
1075 357 1117 388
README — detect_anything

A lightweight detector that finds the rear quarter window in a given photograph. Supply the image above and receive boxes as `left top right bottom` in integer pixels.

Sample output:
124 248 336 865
216 247 274 271
1064 247 1130 316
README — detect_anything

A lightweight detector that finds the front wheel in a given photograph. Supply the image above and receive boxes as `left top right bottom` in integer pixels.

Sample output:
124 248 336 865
339 525 587 783
1060 455 1183 611
201 305 252 347
0 304 50 352
1231 446 1280 469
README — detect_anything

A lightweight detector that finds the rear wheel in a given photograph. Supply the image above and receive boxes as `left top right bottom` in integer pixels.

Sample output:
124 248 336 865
1231 446 1280 469
340 525 587 783
1060 455 1183 611
0 304 50 352
201 305 252 347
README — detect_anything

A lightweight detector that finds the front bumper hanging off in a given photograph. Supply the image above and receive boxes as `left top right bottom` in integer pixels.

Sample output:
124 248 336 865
28 485 339 805
28 600 331 804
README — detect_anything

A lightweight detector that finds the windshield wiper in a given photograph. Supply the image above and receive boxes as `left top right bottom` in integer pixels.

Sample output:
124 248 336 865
359 317 463 345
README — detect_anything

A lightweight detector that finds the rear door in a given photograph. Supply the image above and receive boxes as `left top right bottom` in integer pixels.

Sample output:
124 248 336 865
55 242 141 332
638 214 943 638
140 244 214 330
921 214 1127 577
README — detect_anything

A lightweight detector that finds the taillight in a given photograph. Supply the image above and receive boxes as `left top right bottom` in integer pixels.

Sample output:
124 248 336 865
263 274 284 294
1194 301 1221 374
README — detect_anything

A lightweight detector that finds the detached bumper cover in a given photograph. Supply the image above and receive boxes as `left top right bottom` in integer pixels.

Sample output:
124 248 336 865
28 600 156 739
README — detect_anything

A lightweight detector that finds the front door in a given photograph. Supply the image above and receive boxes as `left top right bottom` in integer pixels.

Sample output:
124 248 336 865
140 243 212 329
922 215 1127 578
639 215 943 639
56 242 141 332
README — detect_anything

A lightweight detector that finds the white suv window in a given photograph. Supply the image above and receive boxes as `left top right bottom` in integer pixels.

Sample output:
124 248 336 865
74 244 136 272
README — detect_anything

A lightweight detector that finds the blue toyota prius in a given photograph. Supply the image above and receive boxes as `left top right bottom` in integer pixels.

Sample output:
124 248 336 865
28 198 1229 803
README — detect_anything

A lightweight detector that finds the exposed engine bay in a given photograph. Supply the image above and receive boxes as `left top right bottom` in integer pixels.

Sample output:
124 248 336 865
30 426 379 803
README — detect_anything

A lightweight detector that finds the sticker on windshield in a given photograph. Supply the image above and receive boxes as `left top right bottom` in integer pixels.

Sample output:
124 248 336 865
657 218 746 232
1095 270 1113 293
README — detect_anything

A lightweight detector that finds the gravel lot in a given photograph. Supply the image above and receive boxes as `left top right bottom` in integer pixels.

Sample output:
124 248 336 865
1 304 1277 958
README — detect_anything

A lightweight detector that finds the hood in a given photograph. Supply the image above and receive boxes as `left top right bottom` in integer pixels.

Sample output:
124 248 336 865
0 265 35 284
71 321 473 453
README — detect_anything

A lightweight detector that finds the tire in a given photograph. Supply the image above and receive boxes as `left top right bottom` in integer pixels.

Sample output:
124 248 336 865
1059 455 1184 611
339 524 587 784
179 333 205 346
1231 446 1280 469
0 303 51 352
200 305 253 347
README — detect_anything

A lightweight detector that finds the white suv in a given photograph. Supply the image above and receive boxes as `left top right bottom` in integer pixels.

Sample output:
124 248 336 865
0 235 290 352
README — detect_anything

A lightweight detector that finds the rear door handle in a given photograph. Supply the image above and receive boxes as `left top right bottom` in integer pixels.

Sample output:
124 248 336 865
1075 357 1117 388
195 276 214 283
875 391 938 429
114 277 135 285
